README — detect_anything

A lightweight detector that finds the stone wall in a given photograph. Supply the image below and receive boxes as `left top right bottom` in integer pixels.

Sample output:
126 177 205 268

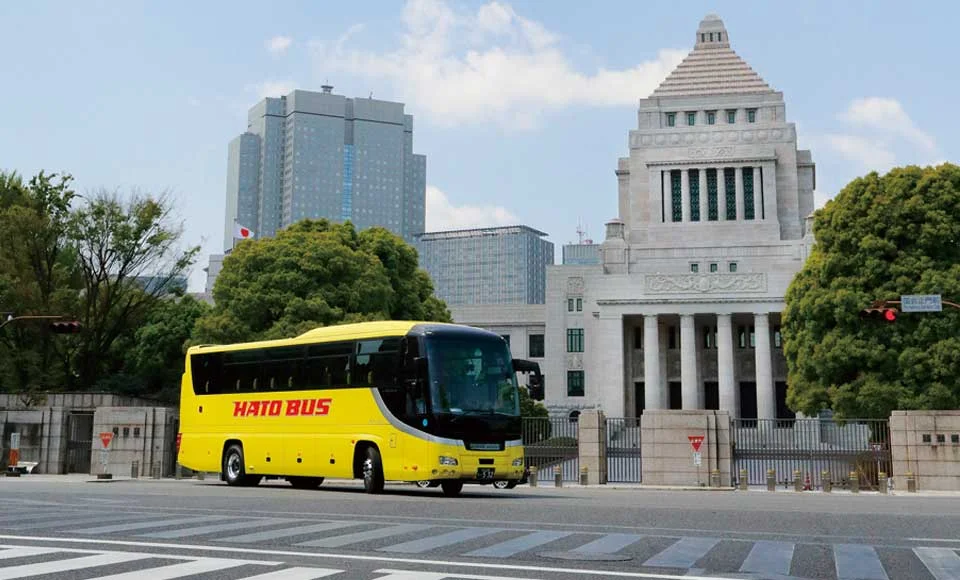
578 410 607 484
90 407 179 477
640 409 732 486
891 410 960 491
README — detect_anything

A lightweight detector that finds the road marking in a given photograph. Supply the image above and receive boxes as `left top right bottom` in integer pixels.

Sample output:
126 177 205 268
0 510 87 525
0 535 787 580
225 521 364 544
380 527 503 553
915 547 960 580
740 540 794 576
643 537 720 569
0 551 149 579
572 533 643 554
240 567 343 580
834 544 888 580
0 546 64 559
80 556 256 580
466 531 572 558
909 538 960 543
139 517 295 539
6 512 157 530
78 515 234 534
298 524 431 548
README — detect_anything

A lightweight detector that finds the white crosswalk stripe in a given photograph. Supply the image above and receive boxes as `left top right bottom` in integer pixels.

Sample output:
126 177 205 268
84 557 256 580
240 567 344 580
914 547 960 580
0 550 150 579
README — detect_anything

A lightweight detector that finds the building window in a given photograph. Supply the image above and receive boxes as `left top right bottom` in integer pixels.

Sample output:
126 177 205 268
689 169 700 221
703 327 717 349
567 371 585 397
706 168 719 221
742 166 755 220
666 113 676 127
567 328 584 353
724 168 737 220
690 263 699 273
670 170 682 222
633 326 643 349
701 33 706 42
738 326 756 349
567 298 574 312
576 298 583 312
726 110 736 124
528 334 545 358
729 262 738 272
774 326 782 349
707 111 716 125
668 326 679 350
709 263 718 273
686 112 696 126
747 109 757 123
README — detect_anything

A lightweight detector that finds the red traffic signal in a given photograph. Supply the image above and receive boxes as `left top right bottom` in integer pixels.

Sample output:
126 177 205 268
49 321 82 334
860 308 898 323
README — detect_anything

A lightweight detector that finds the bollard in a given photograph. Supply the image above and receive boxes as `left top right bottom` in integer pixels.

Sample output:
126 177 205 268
793 469 802 492
822 470 832 493
849 471 859 493
878 472 887 495
131 460 139 479
739 468 748 491
906 472 916 493
554 465 562 488
175 463 182 480
196 471 205 481
528 466 538 487
579 466 588 486
766 468 776 492
710 469 720 488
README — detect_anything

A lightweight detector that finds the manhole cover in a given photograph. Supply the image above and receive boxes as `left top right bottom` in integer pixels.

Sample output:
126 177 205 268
537 551 632 562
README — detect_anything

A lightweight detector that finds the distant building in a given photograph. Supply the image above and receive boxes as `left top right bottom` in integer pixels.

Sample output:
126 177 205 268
562 243 601 265
416 226 554 306
134 276 187 295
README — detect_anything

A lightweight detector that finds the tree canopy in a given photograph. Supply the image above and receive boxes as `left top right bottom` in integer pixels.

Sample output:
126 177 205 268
783 163 960 418
193 219 451 344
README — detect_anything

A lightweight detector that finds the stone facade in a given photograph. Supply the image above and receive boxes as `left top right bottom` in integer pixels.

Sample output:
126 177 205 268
891 410 960 491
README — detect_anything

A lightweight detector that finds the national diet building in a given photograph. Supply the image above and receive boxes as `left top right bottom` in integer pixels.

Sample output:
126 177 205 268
539 14 816 421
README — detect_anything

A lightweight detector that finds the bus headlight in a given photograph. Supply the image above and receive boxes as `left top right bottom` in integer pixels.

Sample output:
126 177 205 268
439 456 459 466
512 458 524 467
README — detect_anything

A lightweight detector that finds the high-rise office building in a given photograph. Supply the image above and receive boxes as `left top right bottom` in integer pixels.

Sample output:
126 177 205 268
222 86 426 251
416 226 554 306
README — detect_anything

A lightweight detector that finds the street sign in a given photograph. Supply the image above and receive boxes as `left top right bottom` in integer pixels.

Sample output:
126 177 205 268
901 294 942 312
9 433 19 450
692 452 702 466
99 432 113 449
688 435 704 452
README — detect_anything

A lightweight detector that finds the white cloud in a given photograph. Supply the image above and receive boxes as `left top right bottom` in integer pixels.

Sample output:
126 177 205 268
266 35 293 55
825 134 897 173
426 185 517 231
251 80 298 99
839 97 936 152
310 0 685 128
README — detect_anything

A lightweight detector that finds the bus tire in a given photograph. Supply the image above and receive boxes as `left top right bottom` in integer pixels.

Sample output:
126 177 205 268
441 480 463 497
222 444 248 487
289 477 324 489
362 446 385 494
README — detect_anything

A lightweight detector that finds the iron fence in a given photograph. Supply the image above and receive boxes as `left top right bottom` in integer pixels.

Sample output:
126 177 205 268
732 418 891 490
521 416 579 482
606 417 642 483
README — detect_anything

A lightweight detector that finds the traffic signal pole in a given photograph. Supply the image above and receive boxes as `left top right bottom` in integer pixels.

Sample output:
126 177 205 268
0 315 63 331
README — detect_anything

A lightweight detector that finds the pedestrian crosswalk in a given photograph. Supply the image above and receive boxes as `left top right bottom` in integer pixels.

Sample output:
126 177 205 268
1 507 958 579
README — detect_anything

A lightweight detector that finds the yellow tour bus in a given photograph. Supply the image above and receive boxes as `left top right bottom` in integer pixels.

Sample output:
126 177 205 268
177 321 542 496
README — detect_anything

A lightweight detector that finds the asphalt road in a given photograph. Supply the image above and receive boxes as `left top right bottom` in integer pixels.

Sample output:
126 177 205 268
1 476 959 579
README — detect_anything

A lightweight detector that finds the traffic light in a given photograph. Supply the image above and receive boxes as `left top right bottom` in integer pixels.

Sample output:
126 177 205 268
860 307 898 323
49 321 82 333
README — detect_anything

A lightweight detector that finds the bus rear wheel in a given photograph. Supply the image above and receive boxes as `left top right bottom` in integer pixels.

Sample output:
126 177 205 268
289 477 324 489
362 446 385 494
222 444 259 487
441 480 463 497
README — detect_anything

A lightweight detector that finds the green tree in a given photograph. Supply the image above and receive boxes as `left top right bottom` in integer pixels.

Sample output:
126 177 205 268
519 386 548 418
783 163 960 418
194 219 451 344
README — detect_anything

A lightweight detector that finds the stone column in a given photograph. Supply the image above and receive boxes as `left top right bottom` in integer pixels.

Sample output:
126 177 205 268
755 313 775 421
735 166 745 221
717 314 737 417
680 314 698 409
680 168 690 222
595 314 626 418
753 166 762 220
643 314 663 410
699 167 709 223
761 161 777 223
659 323 670 408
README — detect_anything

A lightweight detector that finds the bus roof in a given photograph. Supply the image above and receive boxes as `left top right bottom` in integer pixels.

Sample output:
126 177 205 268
186 320 487 354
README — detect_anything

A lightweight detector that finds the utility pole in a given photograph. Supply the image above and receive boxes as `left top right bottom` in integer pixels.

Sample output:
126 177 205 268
0 315 64 331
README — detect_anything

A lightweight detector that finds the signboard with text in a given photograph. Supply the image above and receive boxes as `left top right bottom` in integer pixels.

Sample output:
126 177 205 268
901 295 942 312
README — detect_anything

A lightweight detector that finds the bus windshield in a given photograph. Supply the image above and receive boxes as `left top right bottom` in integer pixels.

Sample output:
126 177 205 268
425 335 520 416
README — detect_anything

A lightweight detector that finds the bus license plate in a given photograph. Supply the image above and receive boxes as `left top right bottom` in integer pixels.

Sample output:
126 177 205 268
476 468 495 481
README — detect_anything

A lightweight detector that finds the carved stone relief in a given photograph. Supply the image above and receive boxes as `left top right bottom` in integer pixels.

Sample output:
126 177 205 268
644 273 766 294
566 276 585 295
566 354 583 370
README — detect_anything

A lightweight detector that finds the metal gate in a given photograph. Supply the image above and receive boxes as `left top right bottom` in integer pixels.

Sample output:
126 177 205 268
65 412 94 473
606 417 642 482
732 418 892 490
522 417 579 482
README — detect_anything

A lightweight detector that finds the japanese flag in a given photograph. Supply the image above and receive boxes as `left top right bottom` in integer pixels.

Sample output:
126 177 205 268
234 223 255 240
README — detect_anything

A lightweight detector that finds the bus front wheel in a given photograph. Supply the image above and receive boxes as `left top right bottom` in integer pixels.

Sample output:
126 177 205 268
362 446 385 494
441 480 463 497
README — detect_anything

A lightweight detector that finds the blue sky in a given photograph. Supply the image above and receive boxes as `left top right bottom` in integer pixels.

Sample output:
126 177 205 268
1 1 955 291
